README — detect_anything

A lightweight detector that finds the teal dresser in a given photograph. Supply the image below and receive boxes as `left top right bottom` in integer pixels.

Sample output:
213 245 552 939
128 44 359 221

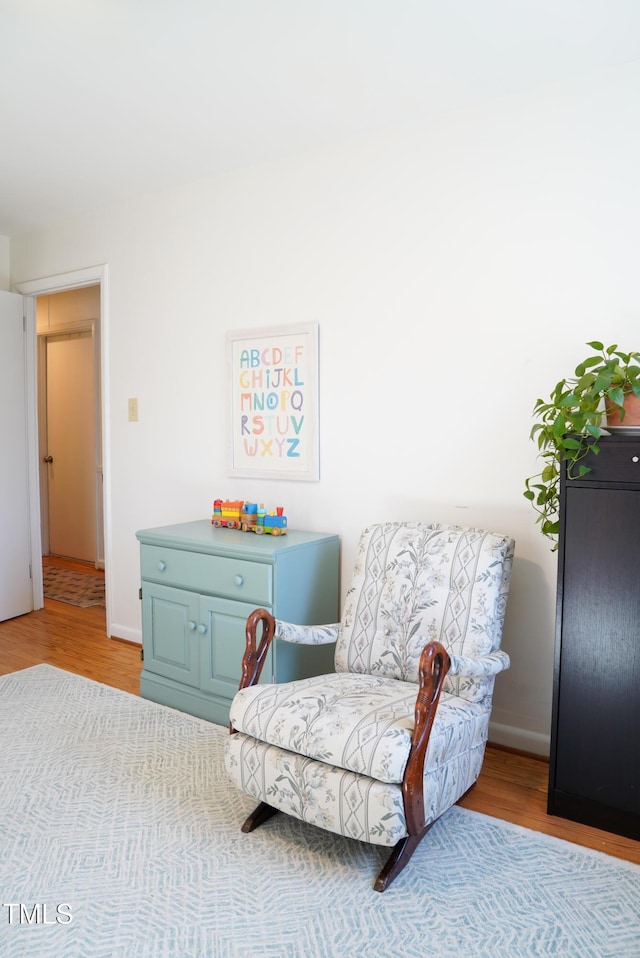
136 519 340 726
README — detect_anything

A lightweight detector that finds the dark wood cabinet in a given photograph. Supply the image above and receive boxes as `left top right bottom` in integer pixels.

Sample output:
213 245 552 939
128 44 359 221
548 435 640 839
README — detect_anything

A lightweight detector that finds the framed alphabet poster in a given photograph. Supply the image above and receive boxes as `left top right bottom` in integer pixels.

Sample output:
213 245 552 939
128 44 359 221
227 323 319 480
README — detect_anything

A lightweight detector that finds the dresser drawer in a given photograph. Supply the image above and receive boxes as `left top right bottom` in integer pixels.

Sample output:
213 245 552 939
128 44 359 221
570 441 640 484
140 544 272 605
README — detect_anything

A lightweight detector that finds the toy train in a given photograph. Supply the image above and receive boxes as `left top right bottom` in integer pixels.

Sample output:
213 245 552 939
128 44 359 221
211 499 288 535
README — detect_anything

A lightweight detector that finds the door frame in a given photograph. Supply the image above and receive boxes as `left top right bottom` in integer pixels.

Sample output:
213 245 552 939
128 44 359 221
14 265 112 634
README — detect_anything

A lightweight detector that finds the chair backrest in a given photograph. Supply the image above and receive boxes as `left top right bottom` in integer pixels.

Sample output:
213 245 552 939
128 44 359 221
334 523 514 703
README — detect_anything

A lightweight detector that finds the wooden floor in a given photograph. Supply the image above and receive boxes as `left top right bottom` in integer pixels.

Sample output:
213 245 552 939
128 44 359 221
2 560 639 867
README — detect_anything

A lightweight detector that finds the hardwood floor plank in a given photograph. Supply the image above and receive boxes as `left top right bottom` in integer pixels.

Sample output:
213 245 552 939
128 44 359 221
0 597 141 697
1 580 638 866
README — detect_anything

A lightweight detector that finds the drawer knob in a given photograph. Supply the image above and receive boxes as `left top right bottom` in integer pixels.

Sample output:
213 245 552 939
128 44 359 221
234 575 244 587
633 456 639 464
157 561 166 572
197 624 207 635
188 620 197 631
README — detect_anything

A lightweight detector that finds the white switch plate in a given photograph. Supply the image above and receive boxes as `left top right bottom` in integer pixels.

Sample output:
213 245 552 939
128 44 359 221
128 398 139 422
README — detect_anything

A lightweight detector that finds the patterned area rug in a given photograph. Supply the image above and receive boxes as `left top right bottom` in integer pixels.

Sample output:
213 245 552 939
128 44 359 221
42 566 105 608
1 665 639 958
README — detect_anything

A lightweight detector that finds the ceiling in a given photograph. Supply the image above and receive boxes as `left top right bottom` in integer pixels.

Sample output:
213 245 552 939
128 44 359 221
2 0 640 237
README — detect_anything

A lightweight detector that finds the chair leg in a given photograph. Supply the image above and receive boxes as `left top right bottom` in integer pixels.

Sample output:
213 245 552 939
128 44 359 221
241 801 280 833
373 821 435 893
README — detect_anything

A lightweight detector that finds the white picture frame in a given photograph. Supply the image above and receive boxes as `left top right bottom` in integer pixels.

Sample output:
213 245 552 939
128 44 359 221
226 323 319 481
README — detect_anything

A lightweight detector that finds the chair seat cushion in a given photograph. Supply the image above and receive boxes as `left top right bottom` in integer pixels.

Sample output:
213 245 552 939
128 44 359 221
229 672 488 785
225 729 488 846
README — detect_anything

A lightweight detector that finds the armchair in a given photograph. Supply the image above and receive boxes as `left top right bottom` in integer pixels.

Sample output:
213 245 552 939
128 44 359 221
225 522 514 891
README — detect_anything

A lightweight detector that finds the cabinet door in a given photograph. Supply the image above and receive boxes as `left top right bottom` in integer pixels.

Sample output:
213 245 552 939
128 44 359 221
199 595 273 702
556 485 640 815
141 582 200 687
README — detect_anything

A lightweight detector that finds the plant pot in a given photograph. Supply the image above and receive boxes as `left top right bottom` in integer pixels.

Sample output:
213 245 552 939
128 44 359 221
605 391 640 427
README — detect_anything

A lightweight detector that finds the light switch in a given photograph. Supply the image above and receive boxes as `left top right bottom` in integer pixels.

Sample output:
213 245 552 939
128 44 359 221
128 398 139 422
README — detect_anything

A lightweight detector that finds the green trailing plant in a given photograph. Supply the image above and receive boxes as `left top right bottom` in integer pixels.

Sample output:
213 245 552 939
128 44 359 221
524 341 640 548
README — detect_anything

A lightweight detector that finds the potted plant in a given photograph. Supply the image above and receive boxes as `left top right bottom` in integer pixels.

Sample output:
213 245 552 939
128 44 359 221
524 341 640 548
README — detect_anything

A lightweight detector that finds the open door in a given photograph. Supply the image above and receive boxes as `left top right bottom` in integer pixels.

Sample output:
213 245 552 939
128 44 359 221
0 289 34 620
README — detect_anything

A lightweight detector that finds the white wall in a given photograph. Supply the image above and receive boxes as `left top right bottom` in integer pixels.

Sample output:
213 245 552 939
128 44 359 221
10 60 640 754
36 286 100 332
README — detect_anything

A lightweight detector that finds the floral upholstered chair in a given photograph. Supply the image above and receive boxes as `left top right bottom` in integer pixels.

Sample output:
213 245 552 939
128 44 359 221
225 522 515 891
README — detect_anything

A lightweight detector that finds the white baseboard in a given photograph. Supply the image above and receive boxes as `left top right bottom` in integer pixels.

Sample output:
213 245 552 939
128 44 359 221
489 720 550 757
109 624 142 645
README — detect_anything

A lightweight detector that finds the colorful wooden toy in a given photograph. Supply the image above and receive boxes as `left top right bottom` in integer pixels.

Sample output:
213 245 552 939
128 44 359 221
212 500 287 535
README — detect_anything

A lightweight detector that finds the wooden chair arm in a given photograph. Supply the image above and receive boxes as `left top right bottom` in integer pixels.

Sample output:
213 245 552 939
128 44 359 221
239 607 276 690
402 641 451 835
229 608 276 734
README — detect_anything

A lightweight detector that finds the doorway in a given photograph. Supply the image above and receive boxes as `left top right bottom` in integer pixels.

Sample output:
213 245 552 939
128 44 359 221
14 264 112 634
37 287 103 567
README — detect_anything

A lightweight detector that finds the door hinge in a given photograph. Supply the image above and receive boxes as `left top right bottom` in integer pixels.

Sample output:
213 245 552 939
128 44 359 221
138 587 142 600
140 648 144 661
